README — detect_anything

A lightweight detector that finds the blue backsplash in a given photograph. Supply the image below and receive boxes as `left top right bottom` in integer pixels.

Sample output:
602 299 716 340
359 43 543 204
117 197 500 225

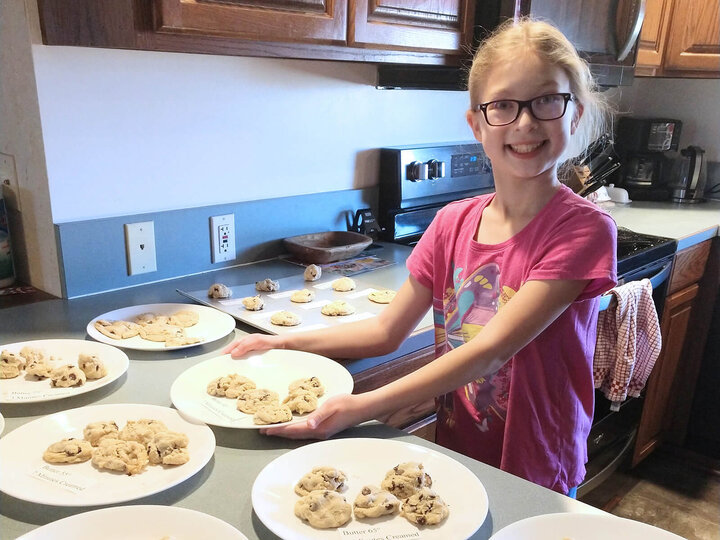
56 188 376 298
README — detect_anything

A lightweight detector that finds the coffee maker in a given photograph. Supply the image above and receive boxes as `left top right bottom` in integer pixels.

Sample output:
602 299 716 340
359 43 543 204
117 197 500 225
615 117 682 201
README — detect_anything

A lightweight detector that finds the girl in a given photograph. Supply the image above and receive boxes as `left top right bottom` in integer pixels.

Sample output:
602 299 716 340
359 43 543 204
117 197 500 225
223 19 617 495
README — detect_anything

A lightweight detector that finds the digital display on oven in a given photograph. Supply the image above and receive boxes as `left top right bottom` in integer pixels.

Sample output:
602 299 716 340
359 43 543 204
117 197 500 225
451 153 487 177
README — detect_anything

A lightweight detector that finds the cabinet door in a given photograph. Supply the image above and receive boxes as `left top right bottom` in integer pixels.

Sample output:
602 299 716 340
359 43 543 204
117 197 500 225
154 0 347 45
662 0 720 72
632 283 699 466
350 0 475 54
636 0 675 74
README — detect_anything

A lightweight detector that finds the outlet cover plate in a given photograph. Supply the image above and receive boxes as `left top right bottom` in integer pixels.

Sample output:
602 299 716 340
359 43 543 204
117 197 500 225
124 221 157 275
210 214 236 263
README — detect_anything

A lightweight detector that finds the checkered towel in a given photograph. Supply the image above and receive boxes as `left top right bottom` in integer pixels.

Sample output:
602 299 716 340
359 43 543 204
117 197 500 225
593 279 662 411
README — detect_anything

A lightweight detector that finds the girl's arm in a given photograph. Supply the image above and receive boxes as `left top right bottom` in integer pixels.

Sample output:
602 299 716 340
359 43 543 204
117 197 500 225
222 276 433 360
263 276 590 439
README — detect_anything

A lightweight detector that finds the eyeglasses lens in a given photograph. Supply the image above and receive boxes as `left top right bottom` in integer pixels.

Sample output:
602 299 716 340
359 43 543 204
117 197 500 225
485 94 568 126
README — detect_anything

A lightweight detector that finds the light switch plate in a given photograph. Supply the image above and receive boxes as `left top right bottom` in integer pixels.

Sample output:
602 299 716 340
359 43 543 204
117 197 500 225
124 221 157 275
210 214 236 263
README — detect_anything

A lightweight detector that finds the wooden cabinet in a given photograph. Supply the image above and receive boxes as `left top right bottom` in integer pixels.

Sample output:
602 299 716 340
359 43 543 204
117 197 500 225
352 344 437 442
37 0 477 65
636 0 720 77
633 239 713 465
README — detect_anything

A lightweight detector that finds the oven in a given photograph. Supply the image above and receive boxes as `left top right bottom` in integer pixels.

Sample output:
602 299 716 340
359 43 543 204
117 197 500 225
376 141 677 495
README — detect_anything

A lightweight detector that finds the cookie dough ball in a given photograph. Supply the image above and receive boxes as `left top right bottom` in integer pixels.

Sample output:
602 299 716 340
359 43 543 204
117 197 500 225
93 319 141 340
368 289 397 304
294 466 348 496
270 310 301 327
25 358 54 379
255 278 280 292
147 430 190 466
381 462 432 500
1 350 25 379
353 485 401 519
84 421 120 446
253 403 293 425
19 346 45 364
236 388 279 414
321 300 356 317
401 487 450 526
290 289 315 303
288 376 325 397
294 490 352 529
50 364 86 388
207 373 257 398
169 309 199 328
282 390 318 414
119 419 169 445
208 283 232 299
78 353 108 380
304 264 322 282
331 277 356 292
241 295 264 311
92 438 149 476
43 438 94 464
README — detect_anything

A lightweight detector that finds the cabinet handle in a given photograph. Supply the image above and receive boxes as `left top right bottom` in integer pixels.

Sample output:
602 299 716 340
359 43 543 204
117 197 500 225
616 0 647 62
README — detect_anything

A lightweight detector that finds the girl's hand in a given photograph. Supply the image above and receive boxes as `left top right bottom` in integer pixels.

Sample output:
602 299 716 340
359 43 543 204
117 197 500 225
260 394 368 440
222 333 284 358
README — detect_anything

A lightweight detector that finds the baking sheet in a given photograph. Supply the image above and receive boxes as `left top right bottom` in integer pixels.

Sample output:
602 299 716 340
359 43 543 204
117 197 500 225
177 274 397 335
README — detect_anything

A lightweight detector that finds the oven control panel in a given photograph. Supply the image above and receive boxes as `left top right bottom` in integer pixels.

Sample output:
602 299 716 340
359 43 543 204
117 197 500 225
379 141 494 211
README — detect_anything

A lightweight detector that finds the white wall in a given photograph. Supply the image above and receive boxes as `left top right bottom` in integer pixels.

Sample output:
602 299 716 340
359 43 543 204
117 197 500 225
32 47 473 223
620 77 720 162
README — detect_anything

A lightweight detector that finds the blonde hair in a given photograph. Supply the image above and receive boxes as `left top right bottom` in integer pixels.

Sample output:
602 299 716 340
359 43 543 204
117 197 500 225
467 18 611 165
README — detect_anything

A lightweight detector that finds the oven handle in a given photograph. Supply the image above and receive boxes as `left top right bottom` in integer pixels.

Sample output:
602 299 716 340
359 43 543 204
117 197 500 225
598 260 673 312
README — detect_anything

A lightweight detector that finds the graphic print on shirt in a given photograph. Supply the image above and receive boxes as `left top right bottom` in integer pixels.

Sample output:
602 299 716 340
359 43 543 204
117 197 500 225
436 263 516 432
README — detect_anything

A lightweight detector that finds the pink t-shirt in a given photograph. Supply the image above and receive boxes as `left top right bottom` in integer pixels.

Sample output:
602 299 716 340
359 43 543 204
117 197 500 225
406 184 617 493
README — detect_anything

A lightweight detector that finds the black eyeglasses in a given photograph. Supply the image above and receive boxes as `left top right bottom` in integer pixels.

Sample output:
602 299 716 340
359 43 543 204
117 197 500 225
473 93 574 126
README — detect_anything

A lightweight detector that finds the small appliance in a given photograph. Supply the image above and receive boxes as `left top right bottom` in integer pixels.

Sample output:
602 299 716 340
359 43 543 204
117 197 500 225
669 145 707 203
615 117 682 201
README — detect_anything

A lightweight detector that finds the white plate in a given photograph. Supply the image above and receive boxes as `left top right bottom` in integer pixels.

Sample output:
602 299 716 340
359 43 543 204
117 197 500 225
86 303 236 351
0 403 215 506
490 512 686 539
0 339 129 404
17 505 248 540
170 349 354 428
252 438 489 540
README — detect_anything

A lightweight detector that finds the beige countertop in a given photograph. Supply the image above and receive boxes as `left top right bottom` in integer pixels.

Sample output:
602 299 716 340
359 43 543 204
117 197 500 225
599 199 720 250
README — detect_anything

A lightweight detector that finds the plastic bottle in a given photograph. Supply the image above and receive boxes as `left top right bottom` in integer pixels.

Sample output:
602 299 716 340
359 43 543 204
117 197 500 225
0 189 16 288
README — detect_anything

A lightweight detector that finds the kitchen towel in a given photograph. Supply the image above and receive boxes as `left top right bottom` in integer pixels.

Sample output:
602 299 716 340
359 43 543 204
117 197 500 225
593 278 662 411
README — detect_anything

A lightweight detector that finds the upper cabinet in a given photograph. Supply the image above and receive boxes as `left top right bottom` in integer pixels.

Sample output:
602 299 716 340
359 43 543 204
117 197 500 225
37 0 478 65
636 0 720 77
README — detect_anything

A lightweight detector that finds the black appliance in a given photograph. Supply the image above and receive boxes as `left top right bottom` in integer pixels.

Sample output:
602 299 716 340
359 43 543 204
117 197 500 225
377 141 678 496
616 117 683 201
377 0 645 90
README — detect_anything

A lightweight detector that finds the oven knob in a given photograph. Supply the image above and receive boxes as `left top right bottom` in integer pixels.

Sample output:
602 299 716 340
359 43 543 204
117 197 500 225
428 160 446 179
408 161 429 181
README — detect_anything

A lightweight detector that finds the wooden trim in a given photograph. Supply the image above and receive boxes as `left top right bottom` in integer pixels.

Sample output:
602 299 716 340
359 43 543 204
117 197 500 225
668 240 711 295
352 345 436 394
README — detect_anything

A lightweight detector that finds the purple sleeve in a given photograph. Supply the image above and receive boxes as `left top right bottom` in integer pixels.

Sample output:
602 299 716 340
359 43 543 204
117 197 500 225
527 210 617 300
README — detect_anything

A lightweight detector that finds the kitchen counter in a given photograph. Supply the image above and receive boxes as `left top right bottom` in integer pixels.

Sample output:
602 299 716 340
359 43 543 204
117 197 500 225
0 252 603 539
600 199 720 250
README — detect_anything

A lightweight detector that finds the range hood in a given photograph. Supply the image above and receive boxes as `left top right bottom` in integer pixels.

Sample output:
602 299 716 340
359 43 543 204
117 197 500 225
376 59 634 91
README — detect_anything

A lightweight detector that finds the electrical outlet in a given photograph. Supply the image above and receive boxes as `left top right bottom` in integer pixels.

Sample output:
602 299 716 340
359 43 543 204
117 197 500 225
124 221 157 275
210 214 236 263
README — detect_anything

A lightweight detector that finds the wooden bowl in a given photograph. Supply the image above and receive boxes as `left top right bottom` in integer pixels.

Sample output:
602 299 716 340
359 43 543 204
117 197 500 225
283 231 373 264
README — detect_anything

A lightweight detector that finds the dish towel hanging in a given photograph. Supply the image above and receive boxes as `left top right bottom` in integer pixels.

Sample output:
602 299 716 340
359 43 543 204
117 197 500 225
593 278 662 411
